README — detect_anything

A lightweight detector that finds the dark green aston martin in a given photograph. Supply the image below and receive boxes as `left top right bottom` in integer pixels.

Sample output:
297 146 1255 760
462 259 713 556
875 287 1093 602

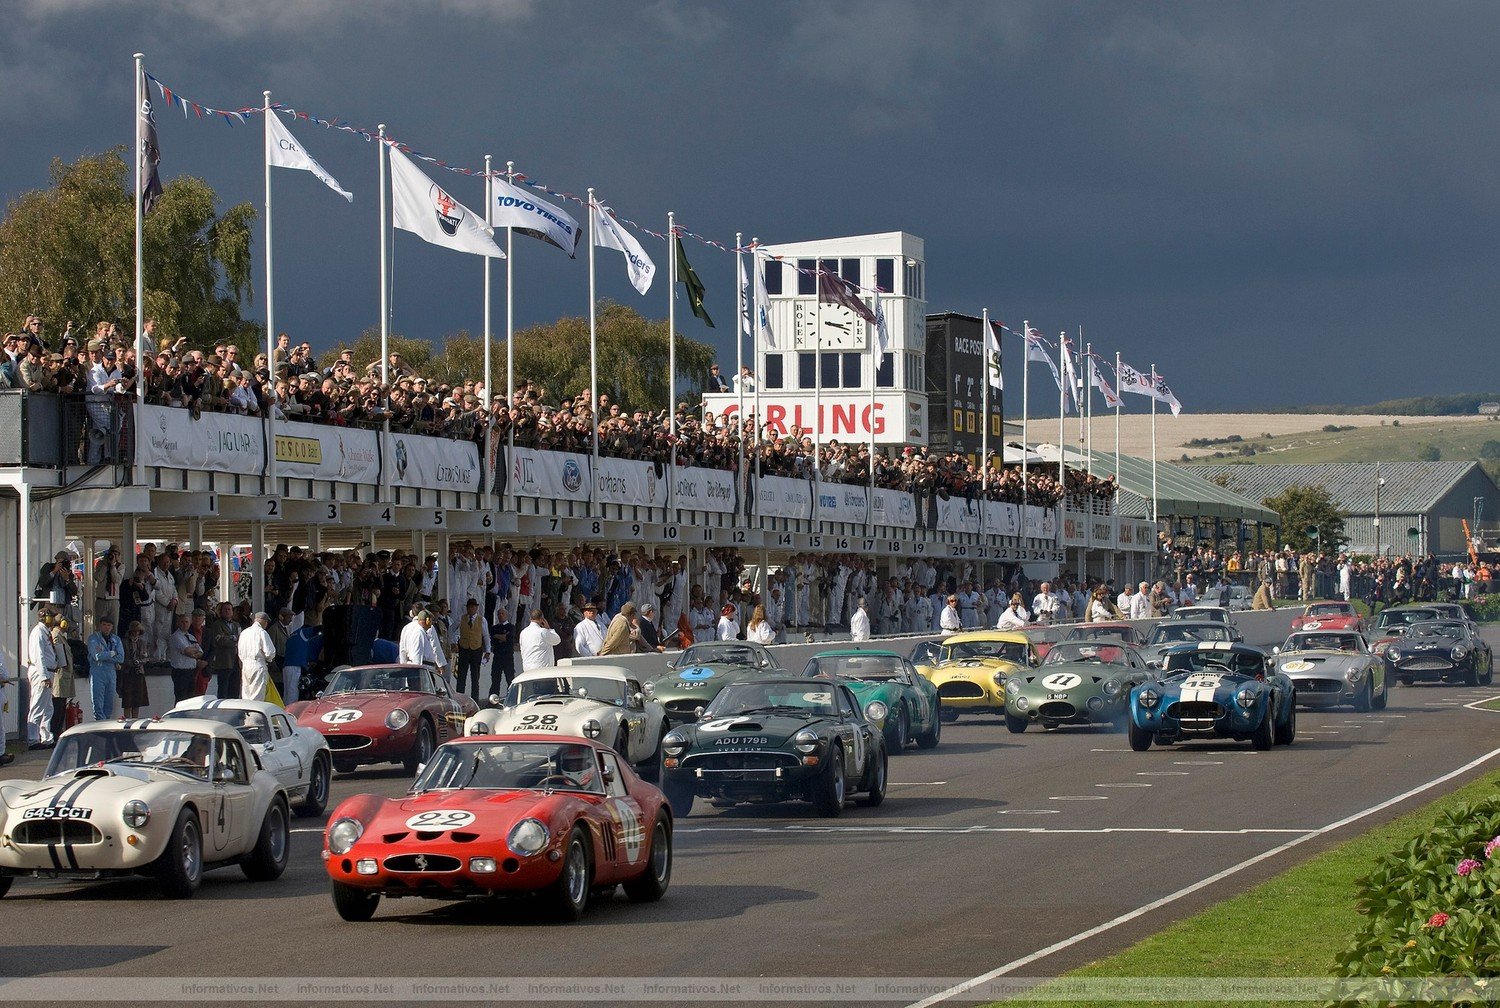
660 677 888 819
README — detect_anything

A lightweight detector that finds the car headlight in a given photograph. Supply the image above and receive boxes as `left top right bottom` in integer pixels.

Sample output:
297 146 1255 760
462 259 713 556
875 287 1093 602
1004 678 1021 694
1452 646 1468 661
662 731 688 756
582 718 603 739
993 672 1009 688
468 719 490 735
1138 689 1160 709
122 799 150 829
386 708 410 730
1386 646 1401 660
1345 667 1365 682
327 817 364 855
793 729 819 753
1014 695 1030 711
1235 688 1257 709
1102 679 1121 697
507 818 550 857
865 701 888 724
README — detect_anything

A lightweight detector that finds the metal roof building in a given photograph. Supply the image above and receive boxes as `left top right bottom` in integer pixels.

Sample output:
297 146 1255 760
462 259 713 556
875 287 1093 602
1181 461 1499 557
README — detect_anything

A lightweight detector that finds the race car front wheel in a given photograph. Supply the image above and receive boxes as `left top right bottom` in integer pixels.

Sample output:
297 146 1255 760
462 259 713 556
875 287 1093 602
623 814 672 903
157 809 204 899
813 746 847 818
242 797 291 882
402 719 435 775
0 875 12 900
331 880 380 922
547 827 592 922
1252 711 1275 751
298 755 331 818
1127 719 1153 752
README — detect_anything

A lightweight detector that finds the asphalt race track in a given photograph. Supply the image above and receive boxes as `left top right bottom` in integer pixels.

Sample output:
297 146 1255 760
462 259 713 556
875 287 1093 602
3 628 1498 1008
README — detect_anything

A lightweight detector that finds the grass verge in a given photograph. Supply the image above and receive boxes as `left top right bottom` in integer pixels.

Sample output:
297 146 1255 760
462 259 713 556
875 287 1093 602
1001 767 1500 1007
1478 697 1500 713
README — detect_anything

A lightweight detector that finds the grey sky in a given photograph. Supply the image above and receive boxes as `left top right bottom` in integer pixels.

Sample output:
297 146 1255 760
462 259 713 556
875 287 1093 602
5 1 1497 409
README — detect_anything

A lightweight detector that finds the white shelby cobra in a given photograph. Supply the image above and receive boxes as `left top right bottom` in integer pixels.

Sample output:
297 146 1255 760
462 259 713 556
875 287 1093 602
465 665 668 774
166 698 332 817
0 719 291 899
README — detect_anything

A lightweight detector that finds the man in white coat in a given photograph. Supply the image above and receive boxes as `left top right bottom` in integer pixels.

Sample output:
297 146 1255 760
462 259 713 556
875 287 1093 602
519 610 561 673
1130 581 1154 620
1031 582 1062 625
849 598 871 642
237 612 276 702
399 610 449 683
27 610 60 748
939 594 963 636
572 602 605 657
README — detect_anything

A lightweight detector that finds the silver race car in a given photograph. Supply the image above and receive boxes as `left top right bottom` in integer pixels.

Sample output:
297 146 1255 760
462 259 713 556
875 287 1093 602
1272 630 1388 711
1141 620 1242 668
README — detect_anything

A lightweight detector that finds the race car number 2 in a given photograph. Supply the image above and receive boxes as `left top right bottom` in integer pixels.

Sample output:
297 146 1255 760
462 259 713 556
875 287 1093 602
404 810 477 831
321 708 363 724
23 806 93 821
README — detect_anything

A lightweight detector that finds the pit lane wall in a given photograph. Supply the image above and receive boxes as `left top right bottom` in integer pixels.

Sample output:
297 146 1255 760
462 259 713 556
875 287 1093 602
562 607 1300 680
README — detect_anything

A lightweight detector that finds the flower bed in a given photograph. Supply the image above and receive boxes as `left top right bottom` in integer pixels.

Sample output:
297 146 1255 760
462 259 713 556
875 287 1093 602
1331 793 1500 1004
1467 593 1500 622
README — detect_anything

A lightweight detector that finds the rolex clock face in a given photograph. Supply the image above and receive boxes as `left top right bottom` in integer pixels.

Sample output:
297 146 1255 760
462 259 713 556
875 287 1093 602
792 299 868 351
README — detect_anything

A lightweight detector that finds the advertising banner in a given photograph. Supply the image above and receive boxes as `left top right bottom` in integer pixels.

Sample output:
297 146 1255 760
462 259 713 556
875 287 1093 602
672 466 736 514
274 421 379 483
816 480 869 524
871 488 917 529
385 432 482 493
936 494 982 535
757 475 814 522
507 447 591 502
136 405 264 475
1061 511 1088 548
595 456 665 509
1023 505 1060 541
1090 515 1118 550
982 502 1022 538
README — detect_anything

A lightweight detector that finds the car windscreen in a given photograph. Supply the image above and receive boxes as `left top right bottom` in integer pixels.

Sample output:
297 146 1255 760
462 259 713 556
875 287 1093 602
413 741 604 794
1042 642 1130 666
944 640 1029 664
506 675 627 706
1285 634 1362 652
326 666 430 694
1376 610 1439 629
1151 624 1232 645
678 644 765 668
910 641 940 665
162 708 270 745
1174 609 1227 622
805 655 907 682
1405 622 1464 640
1163 650 1266 678
1307 604 1353 618
47 728 211 780
707 682 837 717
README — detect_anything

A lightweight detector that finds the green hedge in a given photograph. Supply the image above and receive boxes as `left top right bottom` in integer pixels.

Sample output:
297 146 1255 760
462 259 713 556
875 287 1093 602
1330 794 1500 1005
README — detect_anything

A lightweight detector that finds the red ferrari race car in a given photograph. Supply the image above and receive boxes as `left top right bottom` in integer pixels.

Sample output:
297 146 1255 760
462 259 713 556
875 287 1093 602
1289 601 1365 633
1020 624 1070 661
288 664 478 775
323 733 673 921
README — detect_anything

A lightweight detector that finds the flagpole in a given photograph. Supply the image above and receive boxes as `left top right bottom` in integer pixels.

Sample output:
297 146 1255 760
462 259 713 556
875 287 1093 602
1114 350 1122 479
263 90 278 490
505 161 515 471
1058 331 1067 501
378 124 391 505
1020 320 1030 510
482 153 493 508
735 231 744 477
588 188 599 517
133 54 145 413
1150 362 1159 523
1084 339 1094 480
667 211 677 438
814 266 823 458
868 290 877 527
980 308 991 533
751 239 762 484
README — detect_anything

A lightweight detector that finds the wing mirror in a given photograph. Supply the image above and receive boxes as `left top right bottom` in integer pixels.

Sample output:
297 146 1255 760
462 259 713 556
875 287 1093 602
633 691 645 706
601 764 617 784
315 691 325 700
488 694 502 707
694 706 706 721
1271 646 1280 655
577 687 589 699
214 765 236 783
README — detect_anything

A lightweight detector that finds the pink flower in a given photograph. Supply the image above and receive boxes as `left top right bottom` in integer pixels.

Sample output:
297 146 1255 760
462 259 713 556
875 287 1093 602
1425 912 1450 928
1457 858 1482 877
1485 837 1500 859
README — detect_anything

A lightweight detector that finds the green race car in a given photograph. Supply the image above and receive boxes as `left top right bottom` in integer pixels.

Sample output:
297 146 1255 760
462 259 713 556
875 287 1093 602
1003 639 1156 733
660 677 889 818
648 641 784 725
802 650 941 753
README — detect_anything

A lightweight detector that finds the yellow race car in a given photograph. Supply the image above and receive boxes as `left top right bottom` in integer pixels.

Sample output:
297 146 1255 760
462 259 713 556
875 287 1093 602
909 632 1037 721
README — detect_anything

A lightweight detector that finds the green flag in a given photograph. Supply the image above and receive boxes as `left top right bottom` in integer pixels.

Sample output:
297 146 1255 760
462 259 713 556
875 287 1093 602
674 234 714 328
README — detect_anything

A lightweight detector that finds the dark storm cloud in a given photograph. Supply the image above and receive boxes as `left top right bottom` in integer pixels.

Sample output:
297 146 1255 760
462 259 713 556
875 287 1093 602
5 1 1497 408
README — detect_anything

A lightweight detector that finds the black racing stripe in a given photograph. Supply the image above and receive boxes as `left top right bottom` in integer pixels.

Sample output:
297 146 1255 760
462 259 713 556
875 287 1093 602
45 839 62 869
62 838 79 869
47 777 90 810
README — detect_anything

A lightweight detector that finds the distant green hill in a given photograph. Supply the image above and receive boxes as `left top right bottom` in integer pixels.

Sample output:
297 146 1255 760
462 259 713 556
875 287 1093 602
1264 393 1500 416
1171 417 1500 484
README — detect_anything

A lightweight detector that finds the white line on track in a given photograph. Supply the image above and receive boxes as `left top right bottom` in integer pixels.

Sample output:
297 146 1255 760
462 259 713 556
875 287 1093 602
904 745 1500 1008
997 809 1061 815
1049 795 1108 801
1090 748 1131 752
291 828 323 834
890 781 949 786
675 824 1305 837
1463 694 1500 712
1137 771 1188 776
1095 782 1150 788
1173 760 1222 765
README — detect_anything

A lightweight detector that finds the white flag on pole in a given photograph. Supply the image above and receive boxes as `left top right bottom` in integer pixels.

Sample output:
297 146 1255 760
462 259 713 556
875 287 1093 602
489 175 580 257
1152 369 1183 416
984 319 1003 393
754 252 777 349
872 288 891 356
1025 327 1064 393
1115 358 1153 397
591 200 655 294
267 111 352 202
389 146 503 257
738 252 752 341
1059 334 1080 414
1089 354 1122 407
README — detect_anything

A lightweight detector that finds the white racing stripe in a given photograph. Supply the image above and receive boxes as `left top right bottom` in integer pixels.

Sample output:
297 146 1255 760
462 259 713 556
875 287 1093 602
904 745 1500 1008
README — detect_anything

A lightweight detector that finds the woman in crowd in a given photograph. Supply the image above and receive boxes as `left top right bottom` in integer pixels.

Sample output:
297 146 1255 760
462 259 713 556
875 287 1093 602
120 620 150 719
